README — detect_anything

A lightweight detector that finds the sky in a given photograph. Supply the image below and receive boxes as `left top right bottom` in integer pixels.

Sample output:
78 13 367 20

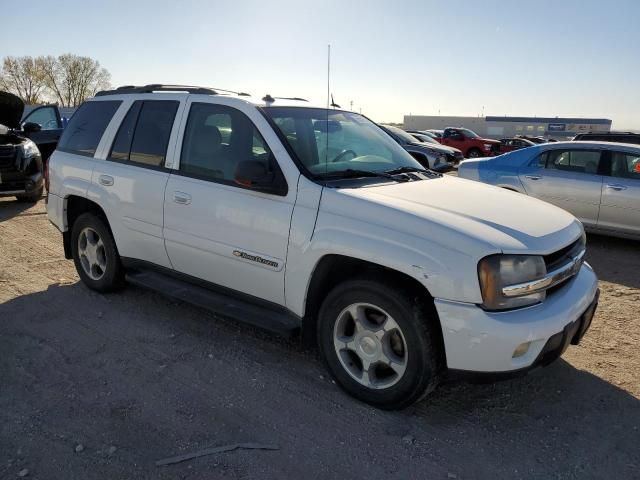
2 0 639 129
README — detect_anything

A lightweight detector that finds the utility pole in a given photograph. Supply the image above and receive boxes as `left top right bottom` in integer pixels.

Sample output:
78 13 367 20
350 100 354 111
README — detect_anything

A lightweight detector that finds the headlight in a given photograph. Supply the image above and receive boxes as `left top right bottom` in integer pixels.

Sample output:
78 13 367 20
478 255 546 310
22 140 40 158
483 143 492 151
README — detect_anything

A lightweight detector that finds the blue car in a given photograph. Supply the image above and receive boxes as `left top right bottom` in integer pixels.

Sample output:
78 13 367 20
457 141 640 240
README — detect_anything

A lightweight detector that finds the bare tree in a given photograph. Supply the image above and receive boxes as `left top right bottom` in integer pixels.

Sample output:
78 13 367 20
0 56 47 104
41 54 111 107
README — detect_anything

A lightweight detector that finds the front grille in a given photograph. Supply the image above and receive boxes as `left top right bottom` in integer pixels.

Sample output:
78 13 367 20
543 236 586 296
544 236 585 272
0 145 17 172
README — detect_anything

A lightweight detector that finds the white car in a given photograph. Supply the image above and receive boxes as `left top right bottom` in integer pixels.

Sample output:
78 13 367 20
47 85 599 409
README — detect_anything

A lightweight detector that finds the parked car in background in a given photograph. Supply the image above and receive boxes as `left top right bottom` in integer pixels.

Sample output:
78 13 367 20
47 84 599 409
515 135 548 144
458 141 640 239
438 127 501 158
407 131 465 163
573 131 640 145
0 91 45 201
425 129 443 139
380 125 459 170
499 137 535 153
407 131 440 144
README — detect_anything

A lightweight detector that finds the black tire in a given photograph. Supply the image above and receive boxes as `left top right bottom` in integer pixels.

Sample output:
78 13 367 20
15 185 43 203
466 148 482 159
317 278 443 410
71 212 124 292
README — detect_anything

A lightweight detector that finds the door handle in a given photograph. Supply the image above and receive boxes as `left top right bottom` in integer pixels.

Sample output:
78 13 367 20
173 191 192 205
525 175 541 180
606 184 627 191
98 174 114 186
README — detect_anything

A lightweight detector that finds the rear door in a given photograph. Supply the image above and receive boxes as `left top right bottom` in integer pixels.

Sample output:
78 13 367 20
519 148 604 227
597 150 640 236
88 97 183 268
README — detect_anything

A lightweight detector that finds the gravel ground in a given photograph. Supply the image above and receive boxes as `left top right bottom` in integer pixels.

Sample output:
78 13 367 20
1 196 639 480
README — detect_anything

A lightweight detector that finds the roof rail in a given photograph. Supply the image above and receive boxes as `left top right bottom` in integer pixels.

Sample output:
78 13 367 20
95 84 219 96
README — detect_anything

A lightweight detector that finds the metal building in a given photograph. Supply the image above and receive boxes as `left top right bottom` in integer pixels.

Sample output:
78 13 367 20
403 115 612 140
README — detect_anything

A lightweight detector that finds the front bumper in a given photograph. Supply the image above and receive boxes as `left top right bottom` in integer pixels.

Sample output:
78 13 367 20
435 263 599 373
0 171 43 197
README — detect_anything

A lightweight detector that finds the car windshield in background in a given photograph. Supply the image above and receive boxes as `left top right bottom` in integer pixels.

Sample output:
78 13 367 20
461 128 480 138
384 125 421 144
263 107 423 177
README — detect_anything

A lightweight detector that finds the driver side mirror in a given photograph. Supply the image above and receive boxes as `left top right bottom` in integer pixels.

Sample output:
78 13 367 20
22 122 42 134
234 160 286 195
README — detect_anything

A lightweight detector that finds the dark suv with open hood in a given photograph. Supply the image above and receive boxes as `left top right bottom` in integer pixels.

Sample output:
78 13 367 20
0 91 45 201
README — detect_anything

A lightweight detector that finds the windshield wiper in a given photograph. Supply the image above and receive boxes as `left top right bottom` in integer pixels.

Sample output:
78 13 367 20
319 168 409 182
384 166 442 177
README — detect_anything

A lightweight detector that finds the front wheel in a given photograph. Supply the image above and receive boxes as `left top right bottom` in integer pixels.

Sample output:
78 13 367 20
466 148 482 159
71 213 124 292
15 185 43 203
318 279 443 409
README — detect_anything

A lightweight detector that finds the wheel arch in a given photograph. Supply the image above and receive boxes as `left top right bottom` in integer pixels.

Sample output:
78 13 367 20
301 254 445 362
62 195 113 259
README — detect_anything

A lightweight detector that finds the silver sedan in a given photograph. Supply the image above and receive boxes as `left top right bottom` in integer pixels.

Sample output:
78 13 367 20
457 141 640 240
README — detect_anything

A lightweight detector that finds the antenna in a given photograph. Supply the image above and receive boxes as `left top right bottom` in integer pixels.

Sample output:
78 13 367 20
326 44 331 110
330 94 340 109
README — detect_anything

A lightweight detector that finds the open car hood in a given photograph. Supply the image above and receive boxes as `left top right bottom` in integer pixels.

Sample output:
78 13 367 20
0 91 25 129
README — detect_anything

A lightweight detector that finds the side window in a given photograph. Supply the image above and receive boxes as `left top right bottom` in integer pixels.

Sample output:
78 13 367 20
534 151 547 168
108 100 179 167
547 150 600 174
57 101 121 157
180 103 274 184
23 106 59 130
610 152 640 180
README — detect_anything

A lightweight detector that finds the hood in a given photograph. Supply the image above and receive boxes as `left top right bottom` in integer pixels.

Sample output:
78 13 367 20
0 91 25 129
333 175 582 255
479 137 500 145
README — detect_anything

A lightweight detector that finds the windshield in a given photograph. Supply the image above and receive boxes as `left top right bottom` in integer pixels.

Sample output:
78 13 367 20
460 128 480 139
263 107 423 177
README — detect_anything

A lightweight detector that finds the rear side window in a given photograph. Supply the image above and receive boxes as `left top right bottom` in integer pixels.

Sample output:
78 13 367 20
57 101 121 157
611 152 640 180
546 149 601 174
109 100 179 167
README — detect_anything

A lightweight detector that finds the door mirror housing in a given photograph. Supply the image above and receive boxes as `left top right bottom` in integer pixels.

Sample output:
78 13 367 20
234 160 287 195
22 122 42 134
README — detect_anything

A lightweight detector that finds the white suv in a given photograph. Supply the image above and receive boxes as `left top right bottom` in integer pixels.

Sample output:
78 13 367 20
47 85 599 409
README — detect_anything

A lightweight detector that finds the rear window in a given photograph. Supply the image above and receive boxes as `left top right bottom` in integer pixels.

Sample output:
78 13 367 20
57 101 121 157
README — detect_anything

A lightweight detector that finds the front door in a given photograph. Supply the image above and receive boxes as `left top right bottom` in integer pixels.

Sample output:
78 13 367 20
163 100 296 305
22 105 64 162
519 148 603 228
597 150 640 236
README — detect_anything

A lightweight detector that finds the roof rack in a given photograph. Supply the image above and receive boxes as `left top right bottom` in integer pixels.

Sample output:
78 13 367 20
95 84 218 96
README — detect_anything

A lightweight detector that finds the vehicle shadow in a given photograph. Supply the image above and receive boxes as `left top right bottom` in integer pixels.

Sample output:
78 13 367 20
586 233 640 289
1 283 638 479
0 196 44 222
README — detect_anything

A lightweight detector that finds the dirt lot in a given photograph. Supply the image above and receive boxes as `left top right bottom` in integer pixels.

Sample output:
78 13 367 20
1 196 639 480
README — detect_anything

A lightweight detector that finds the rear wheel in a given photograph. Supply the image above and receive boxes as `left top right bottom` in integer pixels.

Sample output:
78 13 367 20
318 279 443 409
71 213 124 292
